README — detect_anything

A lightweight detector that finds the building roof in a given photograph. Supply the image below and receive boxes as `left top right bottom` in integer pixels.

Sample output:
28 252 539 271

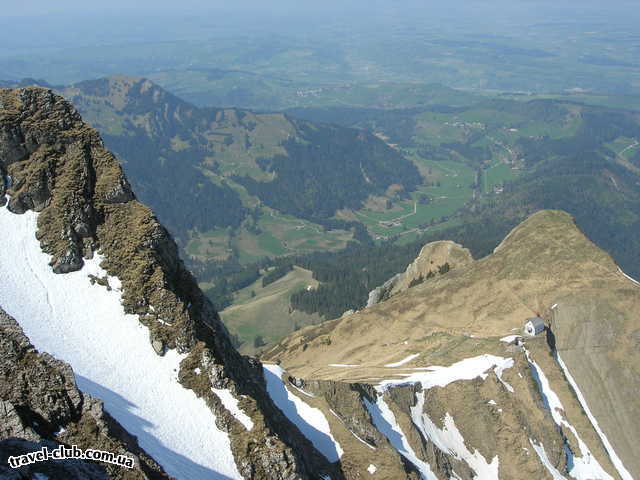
526 317 545 328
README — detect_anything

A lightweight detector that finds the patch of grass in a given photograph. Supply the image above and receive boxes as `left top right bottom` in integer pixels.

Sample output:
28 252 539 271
483 162 517 194
220 266 323 354
257 231 288 256
185 227 231 260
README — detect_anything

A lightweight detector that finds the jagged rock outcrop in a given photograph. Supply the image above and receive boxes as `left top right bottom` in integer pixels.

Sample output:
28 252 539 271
366 240 473 307
0 87 338 479
0 307 168 479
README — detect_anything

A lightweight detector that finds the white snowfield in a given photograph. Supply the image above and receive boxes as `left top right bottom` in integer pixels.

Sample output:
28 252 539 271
525 349 614 480
530 439 568 480
263 364 343 462
211 388 254 431
0 204 242 480
385 353 420 367
363 396 438 480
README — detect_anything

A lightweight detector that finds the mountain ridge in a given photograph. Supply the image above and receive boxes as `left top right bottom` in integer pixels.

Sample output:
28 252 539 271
264 209 640 479
57 75 421 245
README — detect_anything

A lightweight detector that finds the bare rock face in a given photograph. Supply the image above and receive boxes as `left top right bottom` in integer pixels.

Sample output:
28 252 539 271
366 240 473 307
0 307 168 479
0 88 135 274
0 438 110 480
551 296 640 478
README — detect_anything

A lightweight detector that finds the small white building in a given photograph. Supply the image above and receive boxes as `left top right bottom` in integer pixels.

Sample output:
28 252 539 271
524 317 545 336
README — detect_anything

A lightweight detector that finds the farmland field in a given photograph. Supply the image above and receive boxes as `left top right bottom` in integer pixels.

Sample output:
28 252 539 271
186 208 353 264
220 266 323 354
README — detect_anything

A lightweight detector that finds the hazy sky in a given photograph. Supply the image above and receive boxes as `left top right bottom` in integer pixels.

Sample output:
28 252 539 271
7 0 638 16
1 0 323 16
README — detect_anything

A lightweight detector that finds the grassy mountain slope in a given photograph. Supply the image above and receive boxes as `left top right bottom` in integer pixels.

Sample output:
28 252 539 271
58 76 421 262
220 266 323 355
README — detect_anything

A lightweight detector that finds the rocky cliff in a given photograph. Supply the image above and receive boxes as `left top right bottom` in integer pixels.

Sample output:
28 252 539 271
0 308 168 479
366 240 473 307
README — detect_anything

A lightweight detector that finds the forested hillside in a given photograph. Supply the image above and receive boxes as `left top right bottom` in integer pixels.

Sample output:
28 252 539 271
58 75 420 259
234 123 419 220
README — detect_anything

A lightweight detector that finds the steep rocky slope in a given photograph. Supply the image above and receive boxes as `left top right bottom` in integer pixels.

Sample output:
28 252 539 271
264 210 639 479
0 308 168 479
0 87 338 479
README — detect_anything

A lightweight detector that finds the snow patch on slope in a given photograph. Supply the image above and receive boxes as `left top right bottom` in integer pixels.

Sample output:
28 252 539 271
263 364 343 462
556 354 633 480
500 335 519 343
211 388 254 431
530 439 568 480
363 396 437 480
385 353 420 367
366 354 515 479
0 204 241 479
618 267 640 286
412 392 499 480
525 349 613 480
289 383 315 398
378 354 514 392
494 358 515 393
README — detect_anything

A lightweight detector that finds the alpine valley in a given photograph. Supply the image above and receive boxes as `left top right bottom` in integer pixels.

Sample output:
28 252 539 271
5 75 640 355
1 85 639 480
